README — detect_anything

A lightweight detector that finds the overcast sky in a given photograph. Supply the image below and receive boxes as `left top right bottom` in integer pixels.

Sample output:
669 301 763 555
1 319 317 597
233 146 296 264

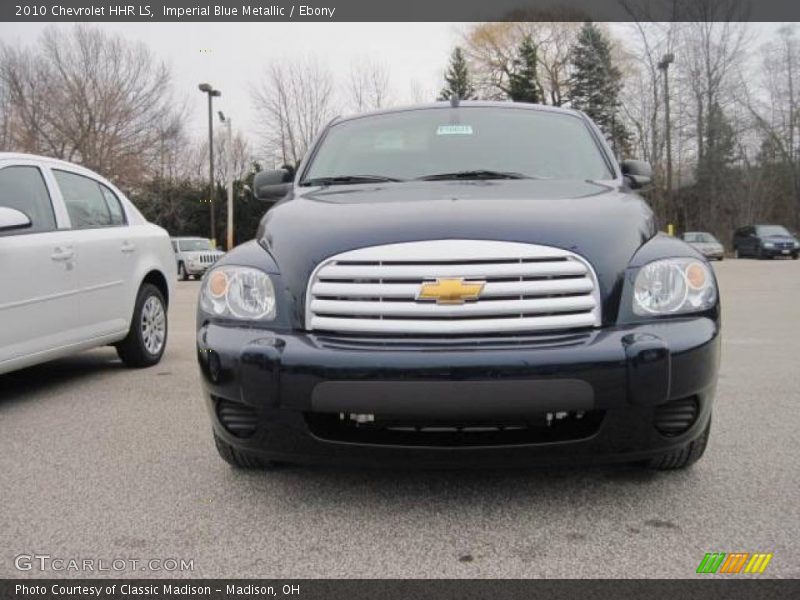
0 21 784 154
0 22 463 150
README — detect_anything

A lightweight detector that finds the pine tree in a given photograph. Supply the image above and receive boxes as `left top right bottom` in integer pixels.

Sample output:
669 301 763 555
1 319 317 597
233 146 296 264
507 35 541 104
568 22 627 153
438 47 476 101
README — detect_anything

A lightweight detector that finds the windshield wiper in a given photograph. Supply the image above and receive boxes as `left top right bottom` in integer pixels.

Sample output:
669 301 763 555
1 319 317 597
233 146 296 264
415 169 532 181
300 175 403 187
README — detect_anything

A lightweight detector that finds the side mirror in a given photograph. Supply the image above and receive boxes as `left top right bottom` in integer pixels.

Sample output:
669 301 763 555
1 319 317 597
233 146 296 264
254 169 293 202
0 207 32 233
620 159 653 190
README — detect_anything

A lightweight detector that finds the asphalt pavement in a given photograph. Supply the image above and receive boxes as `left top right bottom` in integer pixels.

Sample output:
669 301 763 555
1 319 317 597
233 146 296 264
1 258 798 578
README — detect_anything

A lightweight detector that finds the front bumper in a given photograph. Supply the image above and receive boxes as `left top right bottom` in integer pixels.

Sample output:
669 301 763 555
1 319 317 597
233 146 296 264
762 247 798 258
197 318 720 467
699 249 725 260
185 263 211 276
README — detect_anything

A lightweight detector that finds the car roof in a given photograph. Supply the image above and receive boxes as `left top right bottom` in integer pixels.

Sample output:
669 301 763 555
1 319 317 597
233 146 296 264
0 152 104 176
331 100 586 125
0 151 127 196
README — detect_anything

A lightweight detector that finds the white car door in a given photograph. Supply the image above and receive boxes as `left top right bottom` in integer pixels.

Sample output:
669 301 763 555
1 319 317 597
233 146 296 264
0 162 81 373
50 168 136 339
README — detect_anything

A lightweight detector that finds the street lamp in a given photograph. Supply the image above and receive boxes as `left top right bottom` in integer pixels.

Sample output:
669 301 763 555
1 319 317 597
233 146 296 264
218 111 234 251
198 83 221 246
658 53 675 231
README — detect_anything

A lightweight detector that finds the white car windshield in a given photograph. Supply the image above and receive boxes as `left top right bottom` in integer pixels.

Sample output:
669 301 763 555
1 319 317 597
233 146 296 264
180 239 213 251
685 233 718 243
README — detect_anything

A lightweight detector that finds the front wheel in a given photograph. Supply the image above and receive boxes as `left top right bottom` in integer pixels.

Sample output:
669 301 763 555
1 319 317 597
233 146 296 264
647 419 711 470
116 283 168 368
178 262 188 281
213 432 274 469
793 253 799 260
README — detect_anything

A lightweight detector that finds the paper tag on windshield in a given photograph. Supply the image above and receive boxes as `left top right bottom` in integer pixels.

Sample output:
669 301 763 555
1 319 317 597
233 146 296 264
436 125 473 136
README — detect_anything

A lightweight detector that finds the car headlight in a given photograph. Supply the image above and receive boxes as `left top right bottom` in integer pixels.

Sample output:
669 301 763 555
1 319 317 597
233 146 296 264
200 266 276 320
764 242 775 248
794 241 799 249
633 258 716 316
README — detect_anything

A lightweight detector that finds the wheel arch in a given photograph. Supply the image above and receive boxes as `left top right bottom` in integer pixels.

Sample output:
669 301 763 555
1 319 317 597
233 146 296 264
140 269 170 307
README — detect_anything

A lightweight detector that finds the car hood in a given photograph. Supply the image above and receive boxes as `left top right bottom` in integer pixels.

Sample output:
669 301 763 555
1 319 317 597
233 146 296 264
257 180 657 315
182 250 224 257
762 235 798 243
689 241 723 248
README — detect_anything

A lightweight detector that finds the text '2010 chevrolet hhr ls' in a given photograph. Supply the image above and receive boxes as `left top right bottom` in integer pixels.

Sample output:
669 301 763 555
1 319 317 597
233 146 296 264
196 102 720 470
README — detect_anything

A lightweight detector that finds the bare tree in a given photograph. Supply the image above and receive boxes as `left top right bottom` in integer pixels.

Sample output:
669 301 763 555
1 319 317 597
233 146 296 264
345 57 392 113
461 21 582 105
407 79 436 104
742 24 800 228
251 57 336 167
0 25 186 187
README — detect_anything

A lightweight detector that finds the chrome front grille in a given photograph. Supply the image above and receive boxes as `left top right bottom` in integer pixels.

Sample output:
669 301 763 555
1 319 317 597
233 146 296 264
306 240 601 335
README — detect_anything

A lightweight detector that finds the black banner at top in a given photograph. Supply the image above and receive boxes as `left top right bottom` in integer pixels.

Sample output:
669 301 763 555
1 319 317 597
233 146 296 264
1 0 800 22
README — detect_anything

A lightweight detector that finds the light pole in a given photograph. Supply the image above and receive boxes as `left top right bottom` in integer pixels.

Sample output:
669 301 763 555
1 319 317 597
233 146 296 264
198 83 221 246
658 53 675 231
218 111 234 251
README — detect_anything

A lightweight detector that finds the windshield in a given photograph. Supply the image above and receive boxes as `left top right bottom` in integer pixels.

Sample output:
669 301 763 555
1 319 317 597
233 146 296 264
302 107 614 184
684 232 717 243
179 239 213 251
756 225 791 237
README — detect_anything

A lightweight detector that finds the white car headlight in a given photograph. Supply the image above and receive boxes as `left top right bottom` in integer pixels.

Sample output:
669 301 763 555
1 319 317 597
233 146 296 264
633 258 716 316
200 266 276 320
763 242 775 248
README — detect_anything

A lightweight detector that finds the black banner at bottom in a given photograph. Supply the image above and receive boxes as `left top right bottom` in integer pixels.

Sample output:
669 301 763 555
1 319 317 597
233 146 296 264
2 579 798 600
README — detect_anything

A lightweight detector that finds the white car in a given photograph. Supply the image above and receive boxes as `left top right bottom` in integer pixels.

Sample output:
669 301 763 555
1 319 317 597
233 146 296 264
0 153 176 375
171 236 225 280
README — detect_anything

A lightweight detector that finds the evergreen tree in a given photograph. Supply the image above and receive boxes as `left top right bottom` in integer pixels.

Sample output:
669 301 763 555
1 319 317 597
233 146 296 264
438 47 476 101
568 22 627 153
507 35 541 104
696 103 736 198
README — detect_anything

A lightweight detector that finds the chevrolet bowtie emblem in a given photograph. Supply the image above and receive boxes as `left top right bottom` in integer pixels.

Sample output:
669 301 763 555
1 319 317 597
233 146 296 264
417 278 486 304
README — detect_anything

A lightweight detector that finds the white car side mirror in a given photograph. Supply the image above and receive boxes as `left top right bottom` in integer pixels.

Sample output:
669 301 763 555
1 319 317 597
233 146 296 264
0 207 32 233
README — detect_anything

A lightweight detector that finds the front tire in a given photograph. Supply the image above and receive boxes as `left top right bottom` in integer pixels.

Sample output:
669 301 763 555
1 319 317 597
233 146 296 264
647 419 711 470
116 283 168 368
213 432 274 469
178 262 188 281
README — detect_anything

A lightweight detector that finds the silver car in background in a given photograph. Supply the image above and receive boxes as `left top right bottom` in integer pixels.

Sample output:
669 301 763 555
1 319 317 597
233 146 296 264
171 237 225 280
682 231 725 261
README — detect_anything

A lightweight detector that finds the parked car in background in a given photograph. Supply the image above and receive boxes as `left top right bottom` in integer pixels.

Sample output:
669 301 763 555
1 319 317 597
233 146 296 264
733 225 799 259
196 102 720 472
682 231 725 260
171 237 225 280
0 153 175 375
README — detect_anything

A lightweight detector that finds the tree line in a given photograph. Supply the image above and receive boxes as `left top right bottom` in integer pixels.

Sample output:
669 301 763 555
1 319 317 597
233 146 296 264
2 16 800 248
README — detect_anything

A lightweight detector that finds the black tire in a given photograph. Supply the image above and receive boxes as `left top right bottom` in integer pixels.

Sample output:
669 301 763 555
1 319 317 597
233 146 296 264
116 283 168 368
178 262 188 281
717 256 724 261
213 432 273 469
647 419 711 470
793 253 798 260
